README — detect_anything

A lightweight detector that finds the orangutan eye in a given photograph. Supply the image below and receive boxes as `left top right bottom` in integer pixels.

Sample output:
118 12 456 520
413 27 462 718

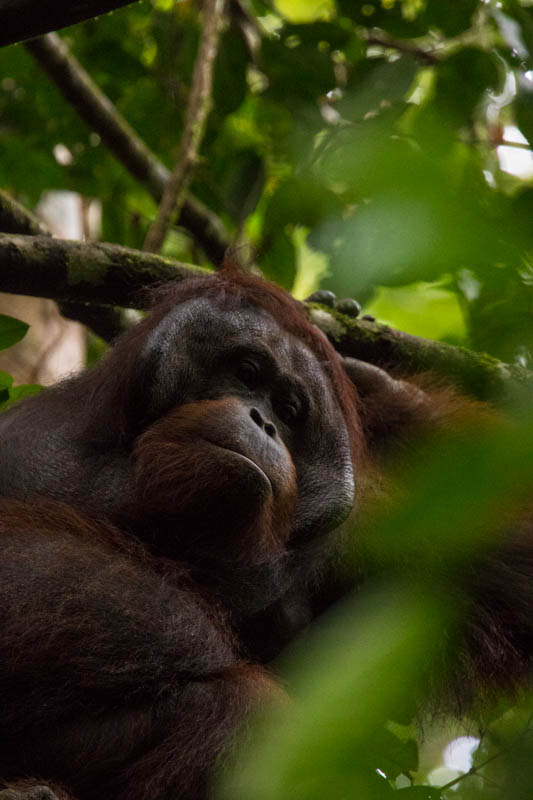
236 359 261 388
274 391 306 426
279 402 299 424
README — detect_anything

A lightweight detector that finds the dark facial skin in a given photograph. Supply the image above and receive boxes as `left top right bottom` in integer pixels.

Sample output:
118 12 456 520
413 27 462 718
134 296 354 546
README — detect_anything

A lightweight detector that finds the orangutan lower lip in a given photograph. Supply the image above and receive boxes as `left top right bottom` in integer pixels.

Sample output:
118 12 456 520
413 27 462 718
206 440 272 489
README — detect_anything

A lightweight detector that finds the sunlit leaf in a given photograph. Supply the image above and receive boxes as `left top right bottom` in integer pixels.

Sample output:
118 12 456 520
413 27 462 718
365 282 467 343
273 0 336 23
0 315 29 351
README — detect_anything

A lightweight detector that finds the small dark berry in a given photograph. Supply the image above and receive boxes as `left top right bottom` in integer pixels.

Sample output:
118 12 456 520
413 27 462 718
362 314 376 322
305 290 336 307
335 298 361 318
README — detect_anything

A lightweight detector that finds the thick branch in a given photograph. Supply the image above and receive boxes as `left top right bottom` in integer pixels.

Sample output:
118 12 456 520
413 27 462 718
0 0 138 47
0 192 133 339
144 0 225 253
0 233 202 307
25 33 229 264
0 232 527 396
310 307 531 401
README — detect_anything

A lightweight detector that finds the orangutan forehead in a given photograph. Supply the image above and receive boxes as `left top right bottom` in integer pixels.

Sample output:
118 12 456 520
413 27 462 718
168 295 327 380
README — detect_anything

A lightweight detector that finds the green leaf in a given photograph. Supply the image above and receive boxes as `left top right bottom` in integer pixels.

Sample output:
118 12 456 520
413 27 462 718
514 86 533 146
338 56 418 123
0 315 29 351
363 419 533 569
434 49 501 128
426 0 477 37
0 371 13 390
262 176 342 236
213 28 249 117
273 0 336 23
4 384 43 409
261 24 347 106
364 726 418 780
259 228 297 289
365 282 467 344
218 586 446 800
337 0 430 38
221 149 265 223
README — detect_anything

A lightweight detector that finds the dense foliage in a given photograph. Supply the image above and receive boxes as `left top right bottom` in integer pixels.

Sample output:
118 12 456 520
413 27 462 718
2 0 533 360
1 0 533 797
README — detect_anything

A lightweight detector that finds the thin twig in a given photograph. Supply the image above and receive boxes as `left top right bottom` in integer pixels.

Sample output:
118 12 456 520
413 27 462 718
144 0 226 253
494 139 532 150
438 714 533 792
25 32 229 264
362 31 439 65
438 749 504 792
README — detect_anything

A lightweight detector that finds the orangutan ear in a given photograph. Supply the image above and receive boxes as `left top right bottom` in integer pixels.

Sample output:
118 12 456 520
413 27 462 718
342 356 496 457
341 357 432 452
341 357 423 400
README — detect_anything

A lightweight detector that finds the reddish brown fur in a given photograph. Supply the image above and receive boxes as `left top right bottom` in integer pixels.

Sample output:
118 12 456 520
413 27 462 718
0 499 281 800
0 270 360 800
1 270 529 800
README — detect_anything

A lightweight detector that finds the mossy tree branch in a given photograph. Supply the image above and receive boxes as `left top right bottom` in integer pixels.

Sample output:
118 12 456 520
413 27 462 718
0 192 134 341
0 232 527 397
0 233 203 308
310 307 531 401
